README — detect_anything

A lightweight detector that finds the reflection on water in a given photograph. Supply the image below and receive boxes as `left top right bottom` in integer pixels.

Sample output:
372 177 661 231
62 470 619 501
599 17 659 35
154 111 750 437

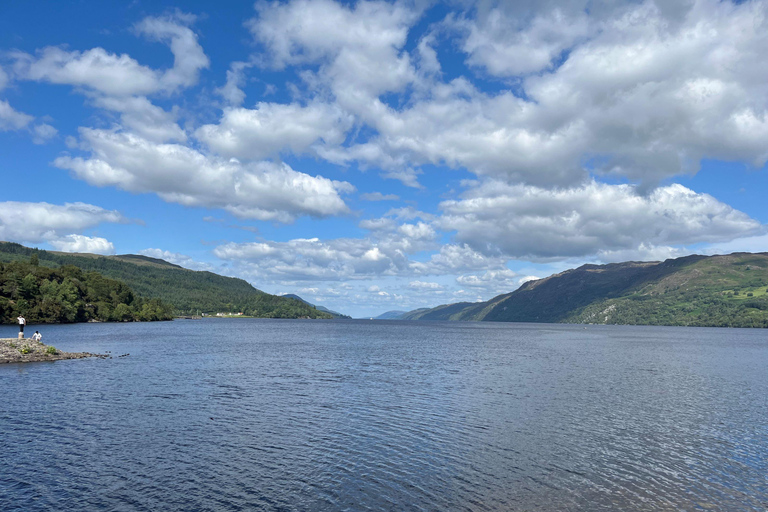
1 319 766 511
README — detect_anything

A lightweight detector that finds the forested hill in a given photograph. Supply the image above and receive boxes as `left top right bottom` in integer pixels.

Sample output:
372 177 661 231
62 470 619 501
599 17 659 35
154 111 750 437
0 242 331 319
403 252 768 328
0 258 174 324
281 294 351 318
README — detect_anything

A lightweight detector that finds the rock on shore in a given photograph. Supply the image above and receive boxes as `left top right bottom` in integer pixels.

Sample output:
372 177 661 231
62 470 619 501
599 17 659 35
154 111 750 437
0 338 105 364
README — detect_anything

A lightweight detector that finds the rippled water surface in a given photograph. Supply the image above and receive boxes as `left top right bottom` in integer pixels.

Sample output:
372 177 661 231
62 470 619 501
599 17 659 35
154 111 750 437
1 319 767 511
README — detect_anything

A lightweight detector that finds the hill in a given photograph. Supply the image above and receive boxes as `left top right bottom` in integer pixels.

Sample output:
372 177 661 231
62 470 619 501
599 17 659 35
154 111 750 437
281 294 351 319
0 242 332 319
404 253 768 328
374 310 408 320
0 257 173 324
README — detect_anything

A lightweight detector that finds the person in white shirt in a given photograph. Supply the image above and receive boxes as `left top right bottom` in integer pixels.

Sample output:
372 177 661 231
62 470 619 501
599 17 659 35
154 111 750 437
32 331 42 342
18 315 25 335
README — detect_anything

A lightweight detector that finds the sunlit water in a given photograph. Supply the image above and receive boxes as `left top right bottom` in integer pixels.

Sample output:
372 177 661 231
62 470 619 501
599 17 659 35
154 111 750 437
1 319 766 511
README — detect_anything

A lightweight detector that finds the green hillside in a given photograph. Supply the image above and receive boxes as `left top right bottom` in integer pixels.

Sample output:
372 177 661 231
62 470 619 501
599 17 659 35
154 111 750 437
281 294 351 319
405 253 768 328
0 258 173 324
0 242 332 319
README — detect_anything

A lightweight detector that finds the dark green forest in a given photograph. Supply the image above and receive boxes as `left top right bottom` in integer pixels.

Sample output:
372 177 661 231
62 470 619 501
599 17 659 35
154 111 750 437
0 256 174 324
0 243 332 320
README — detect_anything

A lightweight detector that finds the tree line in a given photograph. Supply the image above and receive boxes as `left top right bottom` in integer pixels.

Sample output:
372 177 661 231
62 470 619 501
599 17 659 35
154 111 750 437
0 243 332 319
0 256 174 324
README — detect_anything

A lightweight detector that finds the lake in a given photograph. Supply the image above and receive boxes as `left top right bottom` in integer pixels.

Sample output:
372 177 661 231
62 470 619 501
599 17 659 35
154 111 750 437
1 319 766 511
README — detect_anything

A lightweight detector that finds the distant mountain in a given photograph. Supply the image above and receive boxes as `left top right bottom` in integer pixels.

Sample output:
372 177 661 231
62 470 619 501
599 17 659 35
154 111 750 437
374 310 408 320
282 294 351 319
0 242 332 319
403 253 768 328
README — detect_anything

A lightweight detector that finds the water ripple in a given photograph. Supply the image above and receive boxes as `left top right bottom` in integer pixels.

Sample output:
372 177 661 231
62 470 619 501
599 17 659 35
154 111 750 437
1 320 767 511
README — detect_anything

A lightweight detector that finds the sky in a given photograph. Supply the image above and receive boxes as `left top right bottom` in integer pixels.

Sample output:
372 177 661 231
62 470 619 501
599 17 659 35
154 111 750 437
0 0 767 318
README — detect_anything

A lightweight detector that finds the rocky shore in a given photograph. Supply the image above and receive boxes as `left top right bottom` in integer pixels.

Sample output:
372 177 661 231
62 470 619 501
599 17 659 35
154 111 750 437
0 337 106 364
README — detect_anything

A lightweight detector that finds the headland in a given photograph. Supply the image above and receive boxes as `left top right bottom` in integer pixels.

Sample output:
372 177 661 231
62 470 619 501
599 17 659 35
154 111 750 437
0 337 105 364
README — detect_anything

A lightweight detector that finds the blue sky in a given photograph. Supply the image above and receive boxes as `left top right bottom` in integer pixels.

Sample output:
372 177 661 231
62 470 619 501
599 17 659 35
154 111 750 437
1 0 767 318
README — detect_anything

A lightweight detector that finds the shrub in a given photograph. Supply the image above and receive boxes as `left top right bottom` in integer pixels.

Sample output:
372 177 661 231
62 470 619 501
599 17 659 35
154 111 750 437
19 347 31 354
45 346 57 355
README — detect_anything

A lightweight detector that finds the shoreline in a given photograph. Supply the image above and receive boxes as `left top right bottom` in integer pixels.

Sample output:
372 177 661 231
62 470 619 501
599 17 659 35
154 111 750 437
0 337 106 364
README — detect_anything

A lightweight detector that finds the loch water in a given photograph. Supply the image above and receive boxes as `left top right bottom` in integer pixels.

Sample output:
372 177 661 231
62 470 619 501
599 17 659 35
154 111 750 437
1 319 766 511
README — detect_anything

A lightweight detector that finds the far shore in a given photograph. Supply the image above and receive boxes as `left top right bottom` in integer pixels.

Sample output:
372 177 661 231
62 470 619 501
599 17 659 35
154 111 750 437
0 337 106 364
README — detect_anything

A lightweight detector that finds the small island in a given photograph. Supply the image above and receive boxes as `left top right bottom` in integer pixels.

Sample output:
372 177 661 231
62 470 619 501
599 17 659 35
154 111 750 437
0 337 104 364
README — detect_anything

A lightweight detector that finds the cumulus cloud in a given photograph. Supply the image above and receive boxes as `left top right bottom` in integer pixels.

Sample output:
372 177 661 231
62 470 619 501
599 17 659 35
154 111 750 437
0 201 125 249
48 234 115 255
54 128 353 222
250 0 419 103
134 12 209 92
93 96 186 143
0 101 57 143
246 0 768 189
439 180 764 260
216 61 253 106
12 12 208 96
12 46 160 96
196 102 353 160
212 225 493 283
408 280 442 290
454 269 537 296
31 123 58 144
459 5 591 76
0 100 33 131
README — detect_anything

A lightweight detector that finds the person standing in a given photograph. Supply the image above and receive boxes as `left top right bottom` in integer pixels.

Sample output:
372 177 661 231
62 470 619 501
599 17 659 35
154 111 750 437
18 315 26 336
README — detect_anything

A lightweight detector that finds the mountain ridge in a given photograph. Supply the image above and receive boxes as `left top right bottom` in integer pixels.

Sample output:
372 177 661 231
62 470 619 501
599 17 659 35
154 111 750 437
0 242 332 319
281 294 351 319
401 252 768 327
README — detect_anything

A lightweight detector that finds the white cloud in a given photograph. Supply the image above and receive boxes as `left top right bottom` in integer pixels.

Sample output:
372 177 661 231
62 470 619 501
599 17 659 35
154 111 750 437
460 6 591 76
13 13 208 96
439 180 764 260
54 128 353 222
48 234 115 255
134 12 209 92
250 0 419 98
93 96 186 143
455 269 534 295
408 280 442 290
408 243 506 274
216 61 253 106
251 0 768 189
700 233 768 256
0 201 126 245
196 102 353 160
360 192 399 201
593 244 690 264
31 123 58 144
0 66 8 91
12 46 160 96
211 225 493 284
0 101 56 143
0 100 34 131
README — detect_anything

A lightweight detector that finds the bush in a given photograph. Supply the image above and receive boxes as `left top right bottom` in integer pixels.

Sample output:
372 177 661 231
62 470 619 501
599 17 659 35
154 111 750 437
45 345 57 355
19 347 31 354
